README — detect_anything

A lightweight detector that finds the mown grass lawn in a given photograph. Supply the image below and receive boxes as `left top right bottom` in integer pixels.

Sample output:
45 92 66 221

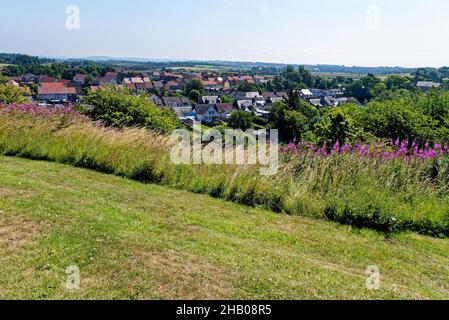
0 156 448 300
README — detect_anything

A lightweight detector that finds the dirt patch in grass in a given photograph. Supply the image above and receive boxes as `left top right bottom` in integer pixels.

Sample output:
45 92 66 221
0 214 45 252
124 248 236 299
0 187 13 196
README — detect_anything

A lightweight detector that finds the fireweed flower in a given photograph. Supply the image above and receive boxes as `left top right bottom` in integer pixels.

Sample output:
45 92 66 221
0 103 81 119
282 139 449 162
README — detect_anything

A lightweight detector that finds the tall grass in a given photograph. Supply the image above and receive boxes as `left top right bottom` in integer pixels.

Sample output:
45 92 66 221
1 105 449 237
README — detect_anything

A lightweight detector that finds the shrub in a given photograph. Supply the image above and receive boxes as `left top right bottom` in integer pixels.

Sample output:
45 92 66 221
83 90 180 134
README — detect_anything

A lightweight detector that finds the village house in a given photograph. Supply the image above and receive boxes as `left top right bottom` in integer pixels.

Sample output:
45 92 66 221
201 96 220 104
105 71 119 78
236 99 254 111
21 73 38 83
38 82 77 102
261 92 284 104
417 81 441 91
162 96 191 108
38 75 58 84
326 88 344 97
215 103 234 120
152 80 164 90
151 72 162 81
97 75 117 86
121 77 153 93
234 91 263 101
202 79 219 90
309 96 340 108
239 75 255 84
171 106 195 119
73 74 88 85
164 81 183 92
194 104 221 124
300 89 313 100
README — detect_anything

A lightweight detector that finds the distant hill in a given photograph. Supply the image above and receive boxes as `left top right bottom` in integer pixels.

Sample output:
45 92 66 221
0 53 54 65
0 52 420 75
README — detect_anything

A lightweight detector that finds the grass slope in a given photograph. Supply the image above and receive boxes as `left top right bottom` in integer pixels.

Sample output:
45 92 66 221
0 156 448 300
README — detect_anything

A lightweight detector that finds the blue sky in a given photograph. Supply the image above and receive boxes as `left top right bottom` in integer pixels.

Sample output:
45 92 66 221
1 0 448 67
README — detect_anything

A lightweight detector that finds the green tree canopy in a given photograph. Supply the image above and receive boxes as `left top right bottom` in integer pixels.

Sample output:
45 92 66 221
0 84 29 104
185 79 204 97
228 110 255 131
84 90 180 134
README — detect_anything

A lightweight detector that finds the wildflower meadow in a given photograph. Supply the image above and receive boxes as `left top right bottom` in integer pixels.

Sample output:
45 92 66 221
1 104 449 237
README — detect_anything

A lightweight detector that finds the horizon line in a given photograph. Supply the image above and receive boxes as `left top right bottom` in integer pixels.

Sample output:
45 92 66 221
4 50 443 69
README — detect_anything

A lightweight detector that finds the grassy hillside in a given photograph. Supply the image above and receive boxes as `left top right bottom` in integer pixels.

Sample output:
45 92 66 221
0 156 448 299
2 106 449 237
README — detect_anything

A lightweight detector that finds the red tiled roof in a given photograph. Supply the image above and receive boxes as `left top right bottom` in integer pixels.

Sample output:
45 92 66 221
202 80 218 86
73 74 87 81
38 83 76 95
39 76 58 83
98 76 116 84
165 81 179 87
215 103 234 112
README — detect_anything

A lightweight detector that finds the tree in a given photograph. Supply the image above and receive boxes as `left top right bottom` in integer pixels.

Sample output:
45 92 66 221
268 102 308 142
314 106 360 145
0 74 10 85
345 74 382 103
188 89 201 102
0 84 28 104
185 79 204 97
237 83 260 92
83 90 180 133
385 75 412 91
362 98 439 144
220 95 233 103
228 110 254 130
286 90 318 121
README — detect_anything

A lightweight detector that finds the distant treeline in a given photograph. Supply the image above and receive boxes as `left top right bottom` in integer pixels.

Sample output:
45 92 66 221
2 52 449 85
0 53 54 65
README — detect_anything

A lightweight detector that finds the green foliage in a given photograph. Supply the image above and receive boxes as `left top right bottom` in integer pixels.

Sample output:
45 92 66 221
0 84 28 104
237 83 263 93
83 90 180 133
0 53 54 65
220 95 233 103
362 95 443 144
345 74 382 103
306 90 449 145
2 110 449 237
228 110 255 130
268 102 308 142
188 89 201 102
385 75 412 90
314 105 362 145
0 74 10 85
185 79 204 97
3 60 114 79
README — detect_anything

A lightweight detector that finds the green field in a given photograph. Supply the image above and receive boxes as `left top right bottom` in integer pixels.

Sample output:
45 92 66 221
1 156 448 299
311 72 413 80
